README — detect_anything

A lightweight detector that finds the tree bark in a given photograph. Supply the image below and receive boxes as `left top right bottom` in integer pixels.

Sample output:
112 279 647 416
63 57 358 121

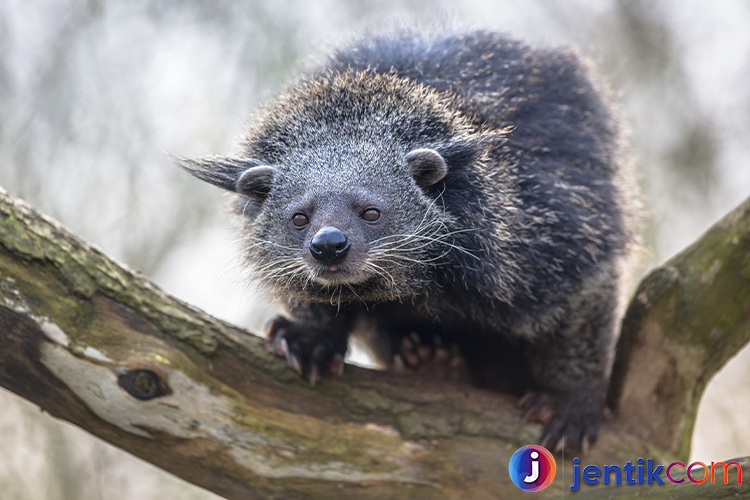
0 185 748 499
609 194 750 460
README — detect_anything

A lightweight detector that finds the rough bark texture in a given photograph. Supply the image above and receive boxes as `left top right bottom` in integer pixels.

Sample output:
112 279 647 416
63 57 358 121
0 184 748 499
609 194 750 459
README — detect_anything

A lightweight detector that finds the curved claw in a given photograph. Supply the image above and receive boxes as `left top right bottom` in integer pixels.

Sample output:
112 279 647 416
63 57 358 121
330 354 345 376
277 338 289 358
519 386 605 453
554 437 566 453
519 392 554 424
308 365 320 386
288 353 303 374
264 315 348 385
393 354 406 373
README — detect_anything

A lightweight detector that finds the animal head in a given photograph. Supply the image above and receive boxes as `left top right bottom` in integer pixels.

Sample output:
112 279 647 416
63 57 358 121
178 70 502 304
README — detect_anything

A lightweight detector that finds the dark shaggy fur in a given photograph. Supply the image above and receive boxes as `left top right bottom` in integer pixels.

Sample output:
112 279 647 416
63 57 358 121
179 26 637 452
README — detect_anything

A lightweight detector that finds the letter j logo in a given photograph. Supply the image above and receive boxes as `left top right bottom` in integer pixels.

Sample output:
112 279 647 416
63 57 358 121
509 445 557 492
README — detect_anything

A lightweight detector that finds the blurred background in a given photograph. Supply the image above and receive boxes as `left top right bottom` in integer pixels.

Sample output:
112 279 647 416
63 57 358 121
1 0 749 498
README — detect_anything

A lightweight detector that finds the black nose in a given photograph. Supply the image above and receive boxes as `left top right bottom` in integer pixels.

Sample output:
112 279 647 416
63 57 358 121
309 226 350 264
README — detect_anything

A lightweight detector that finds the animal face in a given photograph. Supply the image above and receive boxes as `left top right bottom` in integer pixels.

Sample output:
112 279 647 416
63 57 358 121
177 141 450 303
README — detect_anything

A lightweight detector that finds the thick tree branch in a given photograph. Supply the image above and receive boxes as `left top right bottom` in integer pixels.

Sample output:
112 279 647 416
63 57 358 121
0 185 747 499
609 194 750 459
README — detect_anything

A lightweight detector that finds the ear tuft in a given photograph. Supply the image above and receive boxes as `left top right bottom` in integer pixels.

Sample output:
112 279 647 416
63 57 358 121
173 154 269 193
406 148 448 188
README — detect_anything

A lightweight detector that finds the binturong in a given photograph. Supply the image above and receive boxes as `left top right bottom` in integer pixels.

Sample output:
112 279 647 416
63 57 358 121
177 25 638 453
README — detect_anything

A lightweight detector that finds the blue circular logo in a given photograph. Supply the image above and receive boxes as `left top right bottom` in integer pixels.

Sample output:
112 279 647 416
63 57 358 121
509 445 556 491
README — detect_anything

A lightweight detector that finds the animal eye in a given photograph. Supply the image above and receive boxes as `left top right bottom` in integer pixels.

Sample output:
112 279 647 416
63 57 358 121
361 208 381 223
292 213 309 227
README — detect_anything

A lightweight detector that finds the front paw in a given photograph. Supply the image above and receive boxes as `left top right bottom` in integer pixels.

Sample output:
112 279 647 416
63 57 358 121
265 316 346 385
519 388 605 454
391 332 469 383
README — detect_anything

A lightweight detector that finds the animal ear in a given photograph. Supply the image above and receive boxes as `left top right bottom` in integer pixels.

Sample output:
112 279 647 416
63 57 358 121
174 155 275 200
236 165 275 201
435 131 506 170
406 148 448 188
